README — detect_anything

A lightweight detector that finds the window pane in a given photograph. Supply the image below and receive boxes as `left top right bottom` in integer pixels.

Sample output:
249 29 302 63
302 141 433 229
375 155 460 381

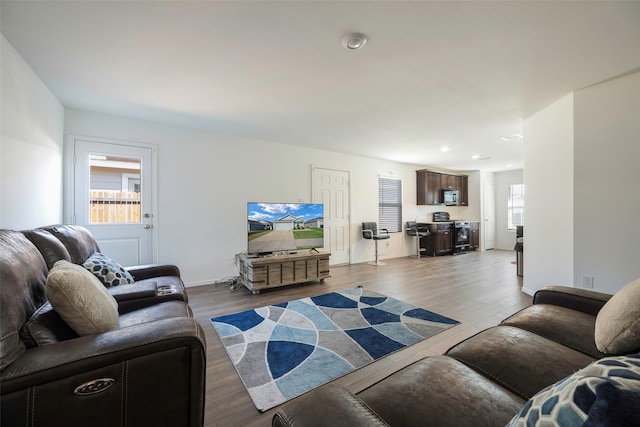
378 177 402 233
89 154 142 224
508 184 524 230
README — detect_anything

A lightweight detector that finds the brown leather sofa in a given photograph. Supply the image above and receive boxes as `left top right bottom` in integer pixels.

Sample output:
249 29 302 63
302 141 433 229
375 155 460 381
273 284 640 426
0 225 206 427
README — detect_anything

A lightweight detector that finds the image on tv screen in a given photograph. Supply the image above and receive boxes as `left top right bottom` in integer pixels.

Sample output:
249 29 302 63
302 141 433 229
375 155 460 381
247 202 324 254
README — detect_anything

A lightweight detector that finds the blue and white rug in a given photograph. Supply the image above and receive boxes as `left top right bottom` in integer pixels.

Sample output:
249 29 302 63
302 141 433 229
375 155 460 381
211 287 459 411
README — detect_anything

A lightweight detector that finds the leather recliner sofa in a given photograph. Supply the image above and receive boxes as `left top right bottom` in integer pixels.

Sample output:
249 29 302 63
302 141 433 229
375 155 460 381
273 282 640 426
0 225 206 427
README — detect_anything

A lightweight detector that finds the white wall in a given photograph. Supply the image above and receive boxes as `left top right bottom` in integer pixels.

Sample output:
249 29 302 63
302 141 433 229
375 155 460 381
573 72 640 294
523 72 640 296
522 93 574 295
1 35 64 229
64 109 451 285
494 169 523 250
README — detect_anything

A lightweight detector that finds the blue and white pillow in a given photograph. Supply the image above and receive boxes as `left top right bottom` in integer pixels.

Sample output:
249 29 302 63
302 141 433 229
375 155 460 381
83 252 134 287
507 354 640 426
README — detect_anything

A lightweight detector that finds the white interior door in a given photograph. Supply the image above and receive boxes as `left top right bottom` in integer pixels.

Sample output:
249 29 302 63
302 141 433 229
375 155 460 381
69 137 157 265
312 167 350 265
483 180 496 250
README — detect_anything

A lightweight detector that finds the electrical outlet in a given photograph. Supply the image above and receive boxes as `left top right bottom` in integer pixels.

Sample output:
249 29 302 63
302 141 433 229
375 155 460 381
582 275 594 288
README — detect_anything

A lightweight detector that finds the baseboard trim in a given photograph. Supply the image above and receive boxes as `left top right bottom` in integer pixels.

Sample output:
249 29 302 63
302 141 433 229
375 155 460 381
521 286 535 296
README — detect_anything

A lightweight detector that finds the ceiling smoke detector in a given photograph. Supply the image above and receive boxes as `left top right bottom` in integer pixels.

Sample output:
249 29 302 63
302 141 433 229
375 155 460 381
342 33 368 50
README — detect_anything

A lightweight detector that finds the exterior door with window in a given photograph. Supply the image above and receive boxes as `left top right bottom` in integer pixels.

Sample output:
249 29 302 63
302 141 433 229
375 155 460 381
69 137 157 266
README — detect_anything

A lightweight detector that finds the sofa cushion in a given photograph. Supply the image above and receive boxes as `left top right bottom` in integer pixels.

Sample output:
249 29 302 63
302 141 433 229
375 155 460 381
83 252 135 287
273 383 389 427
0 230 49 369
22 228 72 270
19 301 79 347
507 354 640 427
502 304 604 359
46 260 119 335
358 355 525 427
40 224 100 264
445 326 596 399
118 300 192 328
595 278 640 355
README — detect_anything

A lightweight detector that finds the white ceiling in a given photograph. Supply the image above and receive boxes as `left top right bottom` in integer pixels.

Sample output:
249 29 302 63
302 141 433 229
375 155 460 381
2 1 640 172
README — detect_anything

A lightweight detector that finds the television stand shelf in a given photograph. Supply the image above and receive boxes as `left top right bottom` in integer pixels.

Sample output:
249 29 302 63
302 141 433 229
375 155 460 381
236 252 331 294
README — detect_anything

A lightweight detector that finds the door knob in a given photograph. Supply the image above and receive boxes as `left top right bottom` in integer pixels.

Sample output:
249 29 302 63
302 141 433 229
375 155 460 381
144 224 153 229
144 213 152 218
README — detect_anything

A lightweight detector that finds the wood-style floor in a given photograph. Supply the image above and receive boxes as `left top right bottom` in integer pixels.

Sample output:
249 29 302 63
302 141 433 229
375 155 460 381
187 249 531 427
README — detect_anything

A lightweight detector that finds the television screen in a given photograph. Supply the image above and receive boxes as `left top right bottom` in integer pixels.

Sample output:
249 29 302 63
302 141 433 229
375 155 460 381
247 202 324 255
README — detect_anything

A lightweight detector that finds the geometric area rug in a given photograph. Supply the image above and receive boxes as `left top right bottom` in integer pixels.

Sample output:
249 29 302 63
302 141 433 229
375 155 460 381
211 287 459 411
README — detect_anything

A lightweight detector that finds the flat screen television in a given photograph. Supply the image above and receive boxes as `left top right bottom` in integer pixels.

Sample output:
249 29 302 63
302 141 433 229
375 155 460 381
247 202 324 256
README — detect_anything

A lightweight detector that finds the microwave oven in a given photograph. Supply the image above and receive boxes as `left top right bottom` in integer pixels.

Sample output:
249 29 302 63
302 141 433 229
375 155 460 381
442 190 459 206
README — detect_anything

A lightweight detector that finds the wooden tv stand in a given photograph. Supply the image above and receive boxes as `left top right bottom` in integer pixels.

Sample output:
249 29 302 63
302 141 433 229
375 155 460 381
236 252 331 294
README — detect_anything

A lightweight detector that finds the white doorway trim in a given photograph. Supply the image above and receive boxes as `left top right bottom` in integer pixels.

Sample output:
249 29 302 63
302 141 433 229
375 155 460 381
64 134 159 263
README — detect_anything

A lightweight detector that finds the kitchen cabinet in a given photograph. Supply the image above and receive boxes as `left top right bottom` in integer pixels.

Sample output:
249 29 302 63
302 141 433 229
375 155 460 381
441 174 461 191
436 229 453 254
422 223 453 256
460 176 469 206
417 170 441 205
417 170 469 206
470 222 480 250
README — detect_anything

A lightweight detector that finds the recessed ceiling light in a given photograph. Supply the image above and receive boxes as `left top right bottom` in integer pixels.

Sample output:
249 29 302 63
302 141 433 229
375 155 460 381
501 133 523 142
440 146 450 152
506 164 513 168
342 33 368 50
471 154 480 160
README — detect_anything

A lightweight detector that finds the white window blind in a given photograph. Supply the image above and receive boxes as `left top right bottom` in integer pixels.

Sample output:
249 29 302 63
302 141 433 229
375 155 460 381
508 184 525 230
378 177 402 233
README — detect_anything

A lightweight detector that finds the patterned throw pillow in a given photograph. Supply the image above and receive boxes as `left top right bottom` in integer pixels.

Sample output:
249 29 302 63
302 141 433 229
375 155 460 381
83 252 135 287
507 354 640 427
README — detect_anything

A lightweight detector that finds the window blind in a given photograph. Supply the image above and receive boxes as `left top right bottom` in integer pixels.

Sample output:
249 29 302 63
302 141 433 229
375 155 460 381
508 184 525 230
378 177 402 233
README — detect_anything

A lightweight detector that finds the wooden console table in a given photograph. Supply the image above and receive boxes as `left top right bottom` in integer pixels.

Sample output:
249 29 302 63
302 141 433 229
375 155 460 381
236 252 331 294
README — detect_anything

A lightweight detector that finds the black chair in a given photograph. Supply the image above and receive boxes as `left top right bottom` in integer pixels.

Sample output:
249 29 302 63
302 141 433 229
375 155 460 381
406 221 430 259
362 222 390 266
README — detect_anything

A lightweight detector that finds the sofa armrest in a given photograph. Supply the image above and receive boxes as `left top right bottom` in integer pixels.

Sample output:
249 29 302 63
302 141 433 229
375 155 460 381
108 281 158 302
272 383 388 427
533 286 611 316
126 263 181 281
0 317 205 391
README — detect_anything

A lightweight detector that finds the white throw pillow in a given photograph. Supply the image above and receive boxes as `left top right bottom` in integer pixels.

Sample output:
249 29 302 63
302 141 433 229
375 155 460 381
594 277 640 355
46 260 119 335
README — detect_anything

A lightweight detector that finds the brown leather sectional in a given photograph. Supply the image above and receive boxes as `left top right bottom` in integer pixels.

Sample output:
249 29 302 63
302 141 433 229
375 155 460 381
273 286 637 426
0 225 206 426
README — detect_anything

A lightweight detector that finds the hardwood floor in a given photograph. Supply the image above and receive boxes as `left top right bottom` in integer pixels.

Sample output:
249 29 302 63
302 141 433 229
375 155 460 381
187 249 531 427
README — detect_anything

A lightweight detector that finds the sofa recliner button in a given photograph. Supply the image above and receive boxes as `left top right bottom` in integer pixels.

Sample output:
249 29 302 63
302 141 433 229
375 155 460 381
74 378 116 396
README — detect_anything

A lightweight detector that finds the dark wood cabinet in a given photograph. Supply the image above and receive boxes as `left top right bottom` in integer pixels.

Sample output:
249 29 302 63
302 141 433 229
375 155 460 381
441 174 461 191
460 176 468 206
422 223 453 256
470 222 480 250
417 170 469 206
417 170 441 205
436 229 453 254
